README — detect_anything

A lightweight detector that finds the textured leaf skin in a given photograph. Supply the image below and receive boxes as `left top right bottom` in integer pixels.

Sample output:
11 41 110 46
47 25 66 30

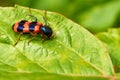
0 71 114 80
0 5 115 80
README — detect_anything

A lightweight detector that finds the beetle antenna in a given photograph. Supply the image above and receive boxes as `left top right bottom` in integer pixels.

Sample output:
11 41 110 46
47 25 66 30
43 10 48 26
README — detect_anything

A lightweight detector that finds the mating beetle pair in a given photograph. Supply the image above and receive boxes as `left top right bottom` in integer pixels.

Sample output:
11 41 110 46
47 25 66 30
12 9 53 46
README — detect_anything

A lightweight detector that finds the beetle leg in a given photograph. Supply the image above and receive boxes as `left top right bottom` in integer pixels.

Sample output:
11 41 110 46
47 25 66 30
41 32 45 43
28 14 38 22
28 8 38 22
13 32 23 46
28 33 37 45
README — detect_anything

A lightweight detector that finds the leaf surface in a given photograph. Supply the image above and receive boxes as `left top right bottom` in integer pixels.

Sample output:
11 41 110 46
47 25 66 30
0 5 114 80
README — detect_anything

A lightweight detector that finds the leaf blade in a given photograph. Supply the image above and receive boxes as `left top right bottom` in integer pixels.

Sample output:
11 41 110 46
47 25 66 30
0 5 115 79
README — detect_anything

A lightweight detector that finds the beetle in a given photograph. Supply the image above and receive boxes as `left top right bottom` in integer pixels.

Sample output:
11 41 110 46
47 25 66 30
12 10 53 46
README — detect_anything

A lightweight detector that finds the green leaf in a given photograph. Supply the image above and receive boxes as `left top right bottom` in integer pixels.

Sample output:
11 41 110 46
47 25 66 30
96 28 120 73
0 71 115 80
78 0 120 33
116 73 120 80
0 5 114 79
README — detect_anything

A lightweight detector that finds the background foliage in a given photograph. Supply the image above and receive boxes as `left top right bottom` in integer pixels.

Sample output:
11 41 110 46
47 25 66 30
0 0 120 80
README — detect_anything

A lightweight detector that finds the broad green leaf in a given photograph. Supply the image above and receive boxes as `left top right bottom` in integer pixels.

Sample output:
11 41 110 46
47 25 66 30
0 0 15 6
78 0 120 33
0 71 114 80
96 28 120 73
0 5 114 79
116 73 120 80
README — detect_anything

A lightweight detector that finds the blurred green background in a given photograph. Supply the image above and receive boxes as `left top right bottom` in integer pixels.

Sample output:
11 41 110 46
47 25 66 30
0 0 120 33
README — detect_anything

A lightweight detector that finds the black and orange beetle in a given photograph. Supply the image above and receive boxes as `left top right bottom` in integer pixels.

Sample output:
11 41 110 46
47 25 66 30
12 10 53 46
